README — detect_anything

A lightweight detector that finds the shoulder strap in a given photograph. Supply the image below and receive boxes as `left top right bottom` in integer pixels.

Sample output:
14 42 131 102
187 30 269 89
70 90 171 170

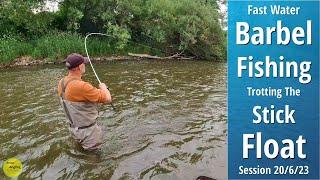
59 77 79 125
60 78 78 99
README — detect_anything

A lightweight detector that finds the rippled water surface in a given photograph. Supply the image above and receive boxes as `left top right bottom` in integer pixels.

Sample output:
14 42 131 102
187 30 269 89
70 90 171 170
0 60 227 179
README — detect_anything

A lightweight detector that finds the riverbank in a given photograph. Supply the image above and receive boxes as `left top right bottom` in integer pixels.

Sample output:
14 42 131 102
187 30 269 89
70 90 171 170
0 55 136 68
0 32 166 67
0 30 225 68
0 54 196 69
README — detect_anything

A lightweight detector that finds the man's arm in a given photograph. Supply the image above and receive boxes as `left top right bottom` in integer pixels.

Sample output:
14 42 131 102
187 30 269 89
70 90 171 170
81 82 112 104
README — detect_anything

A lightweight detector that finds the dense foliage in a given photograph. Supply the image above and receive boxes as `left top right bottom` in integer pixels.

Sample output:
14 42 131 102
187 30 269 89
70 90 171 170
0 0 226 62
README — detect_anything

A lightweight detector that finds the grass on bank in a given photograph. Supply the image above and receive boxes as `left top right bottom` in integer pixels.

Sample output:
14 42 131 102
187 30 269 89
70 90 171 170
0 32 163 64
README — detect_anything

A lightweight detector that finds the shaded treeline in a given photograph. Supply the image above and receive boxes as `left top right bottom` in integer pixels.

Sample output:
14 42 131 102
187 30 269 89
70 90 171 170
0 0 226 62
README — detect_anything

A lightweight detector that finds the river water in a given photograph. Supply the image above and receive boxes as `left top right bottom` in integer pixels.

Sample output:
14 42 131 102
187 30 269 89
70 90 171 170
0 60 227 180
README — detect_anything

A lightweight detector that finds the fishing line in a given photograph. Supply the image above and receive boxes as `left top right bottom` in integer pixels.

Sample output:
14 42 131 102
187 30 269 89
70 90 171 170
84 32 178 111
84 32 166 82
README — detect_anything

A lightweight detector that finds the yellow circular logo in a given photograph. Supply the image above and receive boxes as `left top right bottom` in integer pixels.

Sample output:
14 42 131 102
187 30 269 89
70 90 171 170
2 158 23 178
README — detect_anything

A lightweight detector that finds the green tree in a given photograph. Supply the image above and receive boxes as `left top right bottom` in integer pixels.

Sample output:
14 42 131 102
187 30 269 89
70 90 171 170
0 0 54 38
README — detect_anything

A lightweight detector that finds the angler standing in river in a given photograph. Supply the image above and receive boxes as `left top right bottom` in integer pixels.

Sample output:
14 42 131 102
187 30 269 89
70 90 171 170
57 53 112 150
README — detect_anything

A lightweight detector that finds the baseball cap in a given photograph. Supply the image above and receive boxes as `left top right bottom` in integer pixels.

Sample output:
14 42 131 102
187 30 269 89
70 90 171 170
64 53 89 69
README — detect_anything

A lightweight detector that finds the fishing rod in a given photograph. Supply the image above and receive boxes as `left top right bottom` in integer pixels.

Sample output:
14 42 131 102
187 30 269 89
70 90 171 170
84 33 117 110
85 33 106 84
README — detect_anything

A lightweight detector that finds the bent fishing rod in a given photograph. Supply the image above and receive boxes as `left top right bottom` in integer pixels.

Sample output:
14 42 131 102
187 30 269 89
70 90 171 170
84 33 117 110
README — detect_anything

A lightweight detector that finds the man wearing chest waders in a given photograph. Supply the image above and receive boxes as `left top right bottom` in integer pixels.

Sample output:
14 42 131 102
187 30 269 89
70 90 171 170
57 53 112 150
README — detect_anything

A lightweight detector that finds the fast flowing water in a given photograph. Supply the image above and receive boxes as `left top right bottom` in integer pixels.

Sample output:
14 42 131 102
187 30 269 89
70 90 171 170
0 60 227 180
